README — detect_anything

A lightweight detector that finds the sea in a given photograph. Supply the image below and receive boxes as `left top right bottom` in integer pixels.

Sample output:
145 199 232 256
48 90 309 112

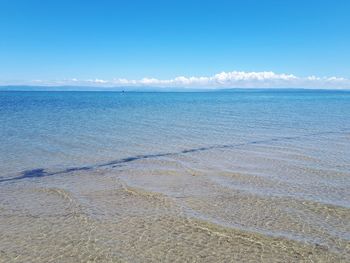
0 89 349 262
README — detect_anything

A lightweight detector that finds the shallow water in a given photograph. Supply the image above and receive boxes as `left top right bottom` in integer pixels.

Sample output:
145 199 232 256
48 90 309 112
0 90 350 262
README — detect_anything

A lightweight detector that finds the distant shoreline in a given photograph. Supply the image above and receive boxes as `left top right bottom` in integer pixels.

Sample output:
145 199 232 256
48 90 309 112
1 86 350 92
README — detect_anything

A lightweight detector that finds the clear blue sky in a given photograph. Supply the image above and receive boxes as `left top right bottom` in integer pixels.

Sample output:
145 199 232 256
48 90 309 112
1 0 349 84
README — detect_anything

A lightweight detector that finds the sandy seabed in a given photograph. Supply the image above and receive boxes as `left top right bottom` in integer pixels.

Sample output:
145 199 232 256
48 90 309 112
1 146 349 262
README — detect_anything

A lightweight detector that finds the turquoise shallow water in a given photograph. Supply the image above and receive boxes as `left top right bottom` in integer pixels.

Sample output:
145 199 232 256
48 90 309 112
0 90 350 262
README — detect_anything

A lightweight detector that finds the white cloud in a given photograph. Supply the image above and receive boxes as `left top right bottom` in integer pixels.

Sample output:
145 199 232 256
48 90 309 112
112 71 300 87
87 78 108 84
104 71 349 89
21 71 350 89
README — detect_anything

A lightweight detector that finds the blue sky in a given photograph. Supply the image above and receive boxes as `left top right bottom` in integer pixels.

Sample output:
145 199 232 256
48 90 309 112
1 0 350 88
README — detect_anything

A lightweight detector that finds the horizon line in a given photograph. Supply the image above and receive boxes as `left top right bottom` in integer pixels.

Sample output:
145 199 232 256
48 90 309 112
1 85 350 92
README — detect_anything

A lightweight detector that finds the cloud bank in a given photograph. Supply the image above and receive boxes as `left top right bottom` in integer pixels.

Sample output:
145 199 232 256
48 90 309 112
21 71 350 89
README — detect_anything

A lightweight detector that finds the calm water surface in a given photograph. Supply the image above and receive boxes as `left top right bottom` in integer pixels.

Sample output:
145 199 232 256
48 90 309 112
0 90 350 262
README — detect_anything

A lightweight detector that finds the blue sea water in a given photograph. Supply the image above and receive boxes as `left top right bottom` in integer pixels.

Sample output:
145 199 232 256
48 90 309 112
1 90 349 177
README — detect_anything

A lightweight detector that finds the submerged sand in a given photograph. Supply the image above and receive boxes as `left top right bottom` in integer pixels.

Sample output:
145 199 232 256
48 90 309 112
1 146 349 262
2 89 350 262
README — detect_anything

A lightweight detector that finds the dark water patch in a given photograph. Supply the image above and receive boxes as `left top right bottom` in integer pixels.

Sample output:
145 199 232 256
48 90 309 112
21 169 47 178
64 166 93 173
0 168 48 182
0 166 93 183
